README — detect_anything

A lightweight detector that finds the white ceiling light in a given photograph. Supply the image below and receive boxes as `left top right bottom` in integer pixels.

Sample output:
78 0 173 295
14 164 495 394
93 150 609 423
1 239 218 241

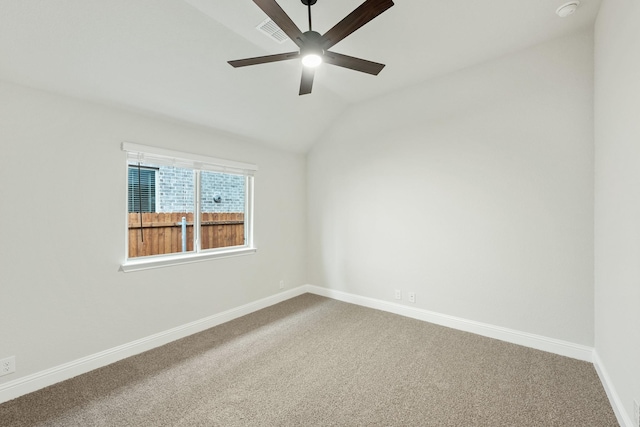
556 1 580 18
301 53 322 68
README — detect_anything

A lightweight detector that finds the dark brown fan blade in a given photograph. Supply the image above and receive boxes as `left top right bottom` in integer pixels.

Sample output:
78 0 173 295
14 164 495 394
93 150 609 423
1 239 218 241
321 0 394 50
228 51 300 68
323 51 385 75
254 0 306 48
299 67 315 95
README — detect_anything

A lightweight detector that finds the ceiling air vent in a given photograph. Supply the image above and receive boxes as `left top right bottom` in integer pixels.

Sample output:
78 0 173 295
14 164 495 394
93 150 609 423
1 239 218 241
256 18 288 44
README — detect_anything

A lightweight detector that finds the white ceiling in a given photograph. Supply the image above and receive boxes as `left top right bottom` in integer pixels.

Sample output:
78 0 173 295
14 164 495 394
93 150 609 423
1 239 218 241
0 0 601 152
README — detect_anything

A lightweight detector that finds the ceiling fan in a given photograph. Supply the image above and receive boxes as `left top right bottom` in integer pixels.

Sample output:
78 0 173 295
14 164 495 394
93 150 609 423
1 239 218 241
228 0 394 95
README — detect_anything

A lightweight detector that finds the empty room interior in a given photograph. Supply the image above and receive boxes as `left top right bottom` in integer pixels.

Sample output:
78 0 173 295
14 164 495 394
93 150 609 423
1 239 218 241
0 0 639 425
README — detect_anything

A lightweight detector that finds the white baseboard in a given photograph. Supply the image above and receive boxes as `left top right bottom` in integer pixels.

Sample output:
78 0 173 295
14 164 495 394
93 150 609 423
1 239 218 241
593 350 634 427
0 284 601 407
0 286 307 405
303 285 594 362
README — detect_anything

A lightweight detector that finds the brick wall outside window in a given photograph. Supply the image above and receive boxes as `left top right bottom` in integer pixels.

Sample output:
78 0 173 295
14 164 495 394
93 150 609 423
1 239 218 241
155 166 244 213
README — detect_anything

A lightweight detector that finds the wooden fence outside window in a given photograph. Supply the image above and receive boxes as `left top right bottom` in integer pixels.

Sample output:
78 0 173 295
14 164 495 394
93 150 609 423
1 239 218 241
128 212 244 258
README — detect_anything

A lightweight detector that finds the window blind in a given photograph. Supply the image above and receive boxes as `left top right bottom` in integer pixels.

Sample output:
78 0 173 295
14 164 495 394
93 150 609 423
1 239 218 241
127 166 156 213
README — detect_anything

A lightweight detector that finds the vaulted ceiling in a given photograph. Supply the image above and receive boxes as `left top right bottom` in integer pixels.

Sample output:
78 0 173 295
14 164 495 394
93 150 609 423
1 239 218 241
0 0 601 152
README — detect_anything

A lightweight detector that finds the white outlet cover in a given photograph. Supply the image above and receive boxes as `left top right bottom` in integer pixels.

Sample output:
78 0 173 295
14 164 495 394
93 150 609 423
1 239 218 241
0 356 16 376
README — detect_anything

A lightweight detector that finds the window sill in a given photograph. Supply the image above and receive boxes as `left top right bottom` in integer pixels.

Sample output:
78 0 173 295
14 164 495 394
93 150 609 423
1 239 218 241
119 247 257 272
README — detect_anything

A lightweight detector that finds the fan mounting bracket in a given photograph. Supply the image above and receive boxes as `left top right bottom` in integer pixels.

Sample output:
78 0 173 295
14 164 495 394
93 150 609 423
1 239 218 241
301 0 317 6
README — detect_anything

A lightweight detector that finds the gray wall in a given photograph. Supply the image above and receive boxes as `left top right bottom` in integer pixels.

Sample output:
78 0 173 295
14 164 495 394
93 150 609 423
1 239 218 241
307 31 595 346
0 80 307 384
595 0 640 423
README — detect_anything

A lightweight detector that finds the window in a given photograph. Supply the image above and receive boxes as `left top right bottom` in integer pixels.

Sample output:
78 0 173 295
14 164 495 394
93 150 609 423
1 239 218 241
121 142 257 272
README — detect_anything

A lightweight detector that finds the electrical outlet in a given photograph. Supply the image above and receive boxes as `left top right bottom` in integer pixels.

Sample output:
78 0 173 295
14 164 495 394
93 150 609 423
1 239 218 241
279 280 285 289
394 289 401 300
634 399 639 427
0 356 15 377
408 292 416 303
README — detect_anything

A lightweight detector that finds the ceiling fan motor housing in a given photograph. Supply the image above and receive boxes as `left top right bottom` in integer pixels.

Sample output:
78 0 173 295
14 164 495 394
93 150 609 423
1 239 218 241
302 30 323 50
301 30 323 67
301 0 317 5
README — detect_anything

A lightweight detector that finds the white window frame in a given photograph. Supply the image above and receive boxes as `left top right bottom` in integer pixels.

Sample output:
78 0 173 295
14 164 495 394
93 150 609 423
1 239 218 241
120 142 257 272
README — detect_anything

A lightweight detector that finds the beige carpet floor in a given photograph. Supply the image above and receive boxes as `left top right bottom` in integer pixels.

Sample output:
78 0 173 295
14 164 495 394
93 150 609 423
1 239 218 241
0 294 618 426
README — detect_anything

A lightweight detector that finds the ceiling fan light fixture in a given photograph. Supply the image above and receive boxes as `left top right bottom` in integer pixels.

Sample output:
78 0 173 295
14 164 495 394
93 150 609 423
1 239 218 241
300 30 323 68
302 52 323 67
